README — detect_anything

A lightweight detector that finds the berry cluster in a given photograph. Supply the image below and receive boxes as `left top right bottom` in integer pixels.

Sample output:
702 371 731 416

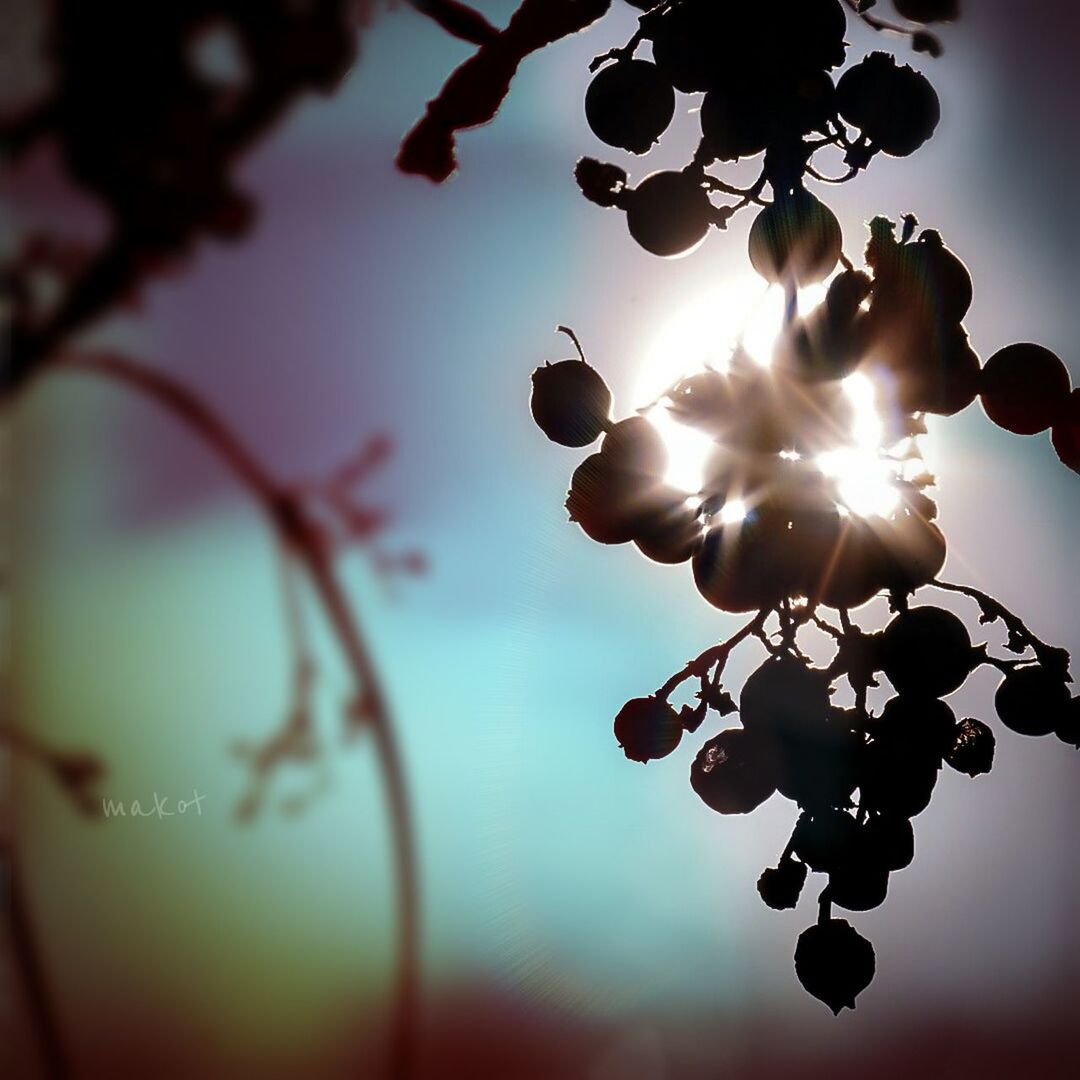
577 1 947 262
530 0 1077 1013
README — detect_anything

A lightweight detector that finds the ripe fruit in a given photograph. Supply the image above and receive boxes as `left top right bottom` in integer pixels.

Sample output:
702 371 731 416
794 919 875 1014
994 667 1071 737
585 59 676 155
635 501 704 564
792 809 860 872
874 695 957 761
863 814 915 871
700 84 771 162
837 53 940 157
880 606 973 699
530 356 612 447
859 737 939 818
625 170 713 257
757 858 808 910
741 655 832 735
690 729 777 814
566 453 676 545
601 415 667 475
748 190 842 285
980 343 1072 435
879 511 948 595
829 859 890 911
614 696 683 762
946 717 996 776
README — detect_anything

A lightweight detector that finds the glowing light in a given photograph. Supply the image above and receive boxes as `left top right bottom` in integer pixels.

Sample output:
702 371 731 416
645 405 715 494
843 371 884 449
719 499 747 524
817 447 900 517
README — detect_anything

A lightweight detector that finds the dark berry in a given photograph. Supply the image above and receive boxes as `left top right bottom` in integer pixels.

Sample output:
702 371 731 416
994 667 1071 737
690 729 777 815
863 814 915 871
792 810 860 872
748 190 842 285
757 858 808 910
614 696 683 762
837 53 940 157
829 859 890 911
566 454 679 545
740 655 832 737
859 738 939 818
794 919 875 1014
601 415 667 474
585 60 676 155
530 358 611 447
980 343 1072 436
945 717 996 776
625 171 713 258
635 501 704 564
880 606 973 699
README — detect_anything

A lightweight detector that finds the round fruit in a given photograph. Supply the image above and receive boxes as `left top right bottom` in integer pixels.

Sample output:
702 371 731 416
690 729 777 814
699 84 771 161
757 859 808 910
614 696 683 762
863 814 915 871
880 606 973 699
792 809 860 872
667 370 737 435
859 738 938 817
994 666 1071 737
566 453 677 545
794 919 875 1015
635 501 704 564
530 358 612 446
1051 389 1080 474
748 190 842 285
741 655 832 736
601 415 667 475
879 511 947 595
945 717 996 776
829 859 890 911
585 59 676 154
836 52 940 157
980 343 1071 435
625 171 713 257
874 695 957 761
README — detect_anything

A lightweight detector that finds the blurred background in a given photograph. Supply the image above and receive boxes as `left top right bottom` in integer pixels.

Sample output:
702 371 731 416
4 1 1079 1076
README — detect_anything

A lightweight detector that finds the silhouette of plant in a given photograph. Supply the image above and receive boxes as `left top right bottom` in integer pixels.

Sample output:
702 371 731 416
423 0 1080 1013
1 3 486 1076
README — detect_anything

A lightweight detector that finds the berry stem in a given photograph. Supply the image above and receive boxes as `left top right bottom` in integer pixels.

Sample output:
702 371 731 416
24 351 421 1080
656 610 768 700
555 325 588 364
930 579 1071 680
817 885 833 925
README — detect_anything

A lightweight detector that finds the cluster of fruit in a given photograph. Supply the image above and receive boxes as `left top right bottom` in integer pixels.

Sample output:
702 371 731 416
578 0 948 260
530 216 1076 1010
614 599 1077 1014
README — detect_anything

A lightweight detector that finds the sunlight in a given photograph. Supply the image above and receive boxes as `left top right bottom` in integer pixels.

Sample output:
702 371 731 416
645 404 716 494
636 277 828 404
637 280 918 521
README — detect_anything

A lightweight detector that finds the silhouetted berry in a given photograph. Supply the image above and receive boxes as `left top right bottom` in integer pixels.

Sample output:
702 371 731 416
945 717 996 776
863 814 915 871
880 606 973 698
690 729 777 815
1051 389 1080 475
741 655 832 736
792 809 860 872
748 190 842 285
994 667 1071 737
625 171 713 257
879 511 948 595
874 695 957 761
601 415 667 474
566 453 679 545
757 858 808 910
837 53 940 157
699 84 772 162
829 858 890 911
894 0 960 23
614 696 683 762
530 352 611 447
756 859 807 911
667 370 738 435
859 737 939 818
980 343 1072 435
585 60 676 155
635 501 704 564
794 919 875 1014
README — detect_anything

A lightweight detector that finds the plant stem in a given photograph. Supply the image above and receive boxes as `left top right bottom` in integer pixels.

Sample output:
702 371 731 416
22 351 420 1080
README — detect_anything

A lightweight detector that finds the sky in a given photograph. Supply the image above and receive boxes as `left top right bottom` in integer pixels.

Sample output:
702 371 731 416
7 2 1080 1076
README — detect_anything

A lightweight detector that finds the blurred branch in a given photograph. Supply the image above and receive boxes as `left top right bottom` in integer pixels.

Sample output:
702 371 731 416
15 351 420 1080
